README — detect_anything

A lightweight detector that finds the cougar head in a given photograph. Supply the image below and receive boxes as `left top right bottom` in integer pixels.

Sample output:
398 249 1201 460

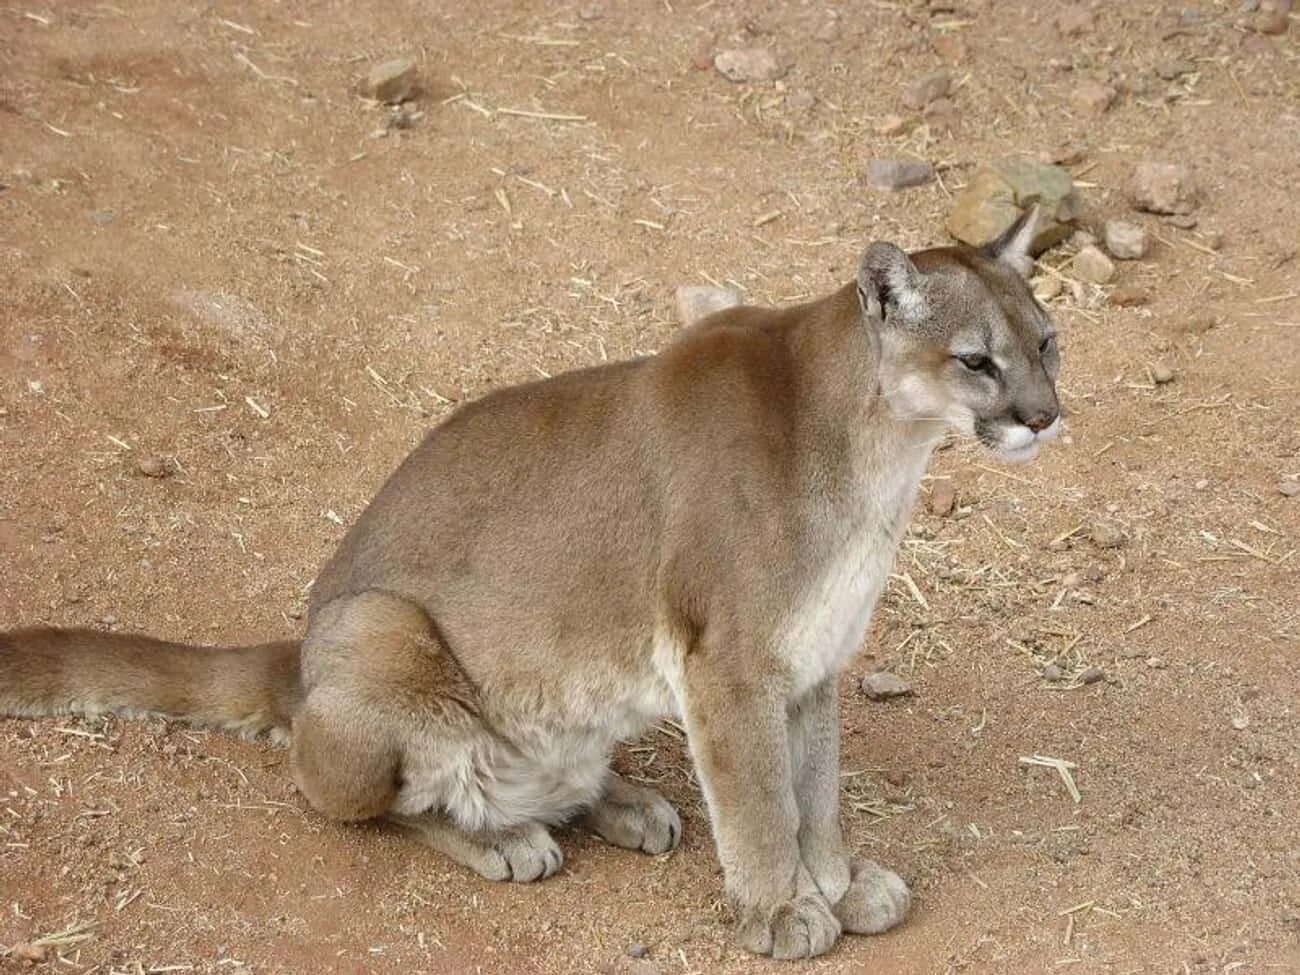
856 206 1061 462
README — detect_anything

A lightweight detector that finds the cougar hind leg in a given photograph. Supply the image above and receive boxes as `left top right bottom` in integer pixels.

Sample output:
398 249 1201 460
289 590 570 880
290 590 482 824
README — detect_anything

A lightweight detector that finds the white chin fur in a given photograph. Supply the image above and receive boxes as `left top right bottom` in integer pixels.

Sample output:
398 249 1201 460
989 417 1060 463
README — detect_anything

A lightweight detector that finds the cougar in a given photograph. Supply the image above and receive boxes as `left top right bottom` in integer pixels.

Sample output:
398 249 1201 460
1 207 1059 959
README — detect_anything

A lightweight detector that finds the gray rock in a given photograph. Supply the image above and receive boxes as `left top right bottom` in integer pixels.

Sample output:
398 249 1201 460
1079 666 1105 685
1279 480 1300 497
861 671 913 701
1103 220 1149 260
714 48 785 83
1042 663 1064 682
1131 161 1198 215
927 479 957 517
864 158 935 191
1072 245 1115 284
1033 276 1063 301
946 158 1080 253
902 70 951 110
1151 362 1176 384
365 58 418 104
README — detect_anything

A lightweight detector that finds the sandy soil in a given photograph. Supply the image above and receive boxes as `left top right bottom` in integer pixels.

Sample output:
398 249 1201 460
2 1 1298 972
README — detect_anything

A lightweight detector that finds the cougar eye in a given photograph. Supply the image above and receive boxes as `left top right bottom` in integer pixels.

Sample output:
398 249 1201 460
1039 334 1056 354
956 353 994 374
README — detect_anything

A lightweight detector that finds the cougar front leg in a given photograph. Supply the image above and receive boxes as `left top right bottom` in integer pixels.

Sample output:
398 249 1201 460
789 678 851 904
681 655 841 960
790 678 911 935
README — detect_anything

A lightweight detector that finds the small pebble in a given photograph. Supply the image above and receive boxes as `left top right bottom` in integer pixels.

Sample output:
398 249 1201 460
12 943 47 963
1042 663 1064 682
1278 480 1300 497
1061 571 1083 588
1131 161 1198 215
626 943 648 959
714 48 785 83
1070 81 1117 114
1073 245 1115 284
1079 666 1105 685
928 479 957 517
1156 59 1197 80
861 671 913 701
901 69 951 110
876 114 913 136
1253 8 1290 32
1103 220 1149 260
1109 286 1150 307
136 454 171 478
1118 647 1145 659
1058 6 1095 35
1033 276 1063 301
864 158 935 191
1089 519 1125 549
1231 715 1250 731
1146 656 1168 669
1151 362 1175 384
365 58 418 104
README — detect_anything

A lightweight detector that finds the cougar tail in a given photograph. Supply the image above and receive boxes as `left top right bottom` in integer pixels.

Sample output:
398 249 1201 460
0 627 301 744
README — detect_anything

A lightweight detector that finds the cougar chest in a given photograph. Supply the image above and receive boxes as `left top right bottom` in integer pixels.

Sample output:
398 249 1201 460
783 448 930 695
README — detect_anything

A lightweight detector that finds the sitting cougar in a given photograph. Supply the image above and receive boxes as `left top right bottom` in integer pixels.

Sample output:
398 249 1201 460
1 207 1059 959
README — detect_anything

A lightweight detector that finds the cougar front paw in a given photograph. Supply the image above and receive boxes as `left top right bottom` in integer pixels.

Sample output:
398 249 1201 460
735 893 841 959
477 824 564 883
833 858 911 935
582 783 682 855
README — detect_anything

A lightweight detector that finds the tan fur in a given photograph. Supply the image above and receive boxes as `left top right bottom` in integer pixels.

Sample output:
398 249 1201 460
0 212 1059 958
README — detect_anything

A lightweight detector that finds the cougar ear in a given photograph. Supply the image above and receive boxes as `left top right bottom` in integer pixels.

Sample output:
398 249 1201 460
983 203 1039 277
857 242 924 322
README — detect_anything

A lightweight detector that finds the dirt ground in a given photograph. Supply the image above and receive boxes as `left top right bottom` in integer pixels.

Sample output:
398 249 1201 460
2 1 1298 972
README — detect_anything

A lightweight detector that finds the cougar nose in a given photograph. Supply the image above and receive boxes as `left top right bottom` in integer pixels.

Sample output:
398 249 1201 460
1017 407 1059 433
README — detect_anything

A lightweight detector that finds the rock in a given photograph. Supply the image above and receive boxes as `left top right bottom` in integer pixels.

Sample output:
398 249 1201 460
922 98 959 133
902 69 951 110
934 34 967 64
1279 480 1300 497
1070 81 1117 114
11 943 47 963
1131 162 1197 215
1058 6 1095 35
946 158 1080 252
675 285 741 326
864 158 935 191
1253 8 1290 32
1070 228 1097 249
1089 519 1125 549
1241 31 1277 54
626 943 648 959
1045 141 1088 167
1231 715 1250 731
1176 314 1219 335
876 114 913 136
1033 276 1063 301
1103 220 1149 260
1146 656 1168 669
714 48 785 83
1156 59 1197 80
786 88 816 112
135 454 172 478
1151 362 1176 384
1061 571 1083 588
1201 229 1224 250
1072 245 1115 284
1109 286 1150 307
1079 666 1105 685
814 19 840 42
1042 663 1064 682
365 58 418 104
861 671 913 701
928 479 957 517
